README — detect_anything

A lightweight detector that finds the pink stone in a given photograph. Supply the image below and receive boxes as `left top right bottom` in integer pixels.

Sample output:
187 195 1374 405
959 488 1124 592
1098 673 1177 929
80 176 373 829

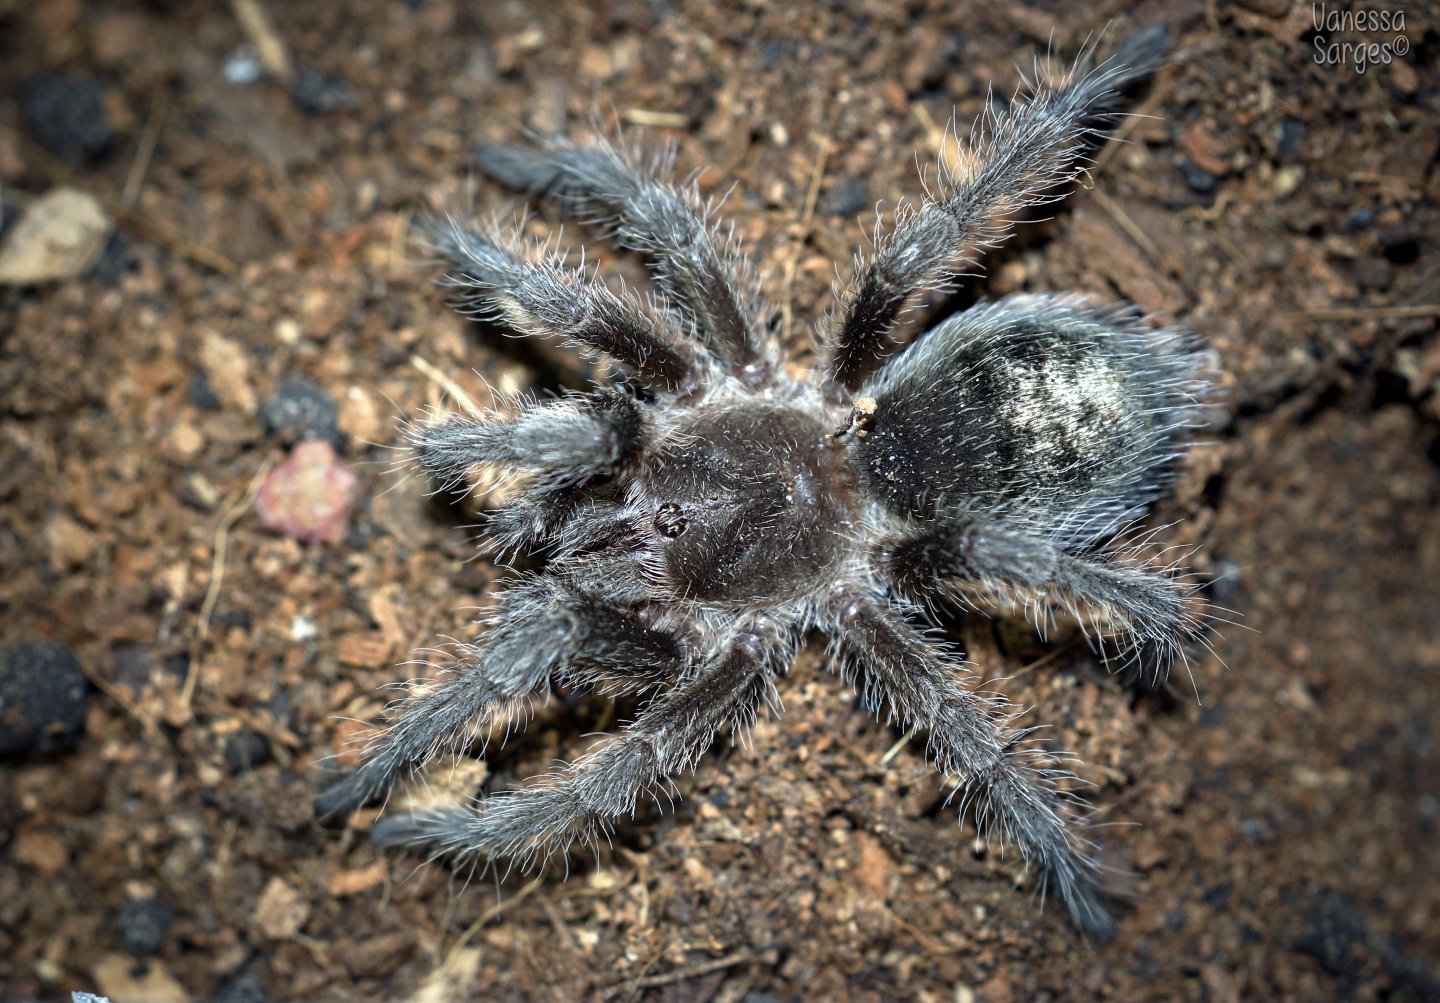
254 440 358 545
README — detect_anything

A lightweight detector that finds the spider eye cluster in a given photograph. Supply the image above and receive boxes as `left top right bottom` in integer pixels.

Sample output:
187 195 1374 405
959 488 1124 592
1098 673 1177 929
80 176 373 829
638 404 859 604
654 503 688 538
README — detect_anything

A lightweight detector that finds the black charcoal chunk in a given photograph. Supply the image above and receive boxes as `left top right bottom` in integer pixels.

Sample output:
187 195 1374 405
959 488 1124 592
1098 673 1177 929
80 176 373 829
22 74 115 163
0 643 91 757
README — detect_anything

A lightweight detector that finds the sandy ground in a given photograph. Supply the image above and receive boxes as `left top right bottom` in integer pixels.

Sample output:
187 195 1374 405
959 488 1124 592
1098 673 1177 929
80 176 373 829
2 1 1438 1000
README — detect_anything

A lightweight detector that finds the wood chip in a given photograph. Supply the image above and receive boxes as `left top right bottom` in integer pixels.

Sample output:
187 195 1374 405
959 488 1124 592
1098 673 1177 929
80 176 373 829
255 877 310 939
328 862 388 897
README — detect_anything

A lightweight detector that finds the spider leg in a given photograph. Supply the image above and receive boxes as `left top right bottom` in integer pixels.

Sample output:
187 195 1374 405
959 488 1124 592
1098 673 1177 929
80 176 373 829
367 628 779 862
484 487 629 560
826 36 1165 390
314 576 685 821
424 217 703 394
475 137 771 382
412 389 647 496
824 586 1115 940
883 520 1205 675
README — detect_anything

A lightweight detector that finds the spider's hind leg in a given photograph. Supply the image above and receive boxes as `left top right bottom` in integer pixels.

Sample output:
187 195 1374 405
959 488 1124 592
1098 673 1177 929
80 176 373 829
883 519 1206 682
824 587 1117 940
368 629 780 863
314 574 686 822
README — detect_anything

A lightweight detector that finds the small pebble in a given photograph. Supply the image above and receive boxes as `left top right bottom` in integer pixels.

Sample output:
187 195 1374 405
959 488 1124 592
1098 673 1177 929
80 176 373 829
290 69 359 115
273 318 302 344
198 331 258 415
223 45 265 86
254 877 310 939
213 969 270 1003
118 896 178 958
224 730 272 774
1277 117 1306 159
88 233 134 287
22 73 115 162
46 513 98 570
0 643 91 756
0 187 114 285
92 954 189 1003
166 419 206 460
1345 206 1378 232
1295 890 1369 976
261 378 340 444
290 614 319 643
189 369 223 411
1179 159 1217 194
14 829 69 874
1273 164 1305 199
254 440 359 545
821 178 871 217
337 386 383 444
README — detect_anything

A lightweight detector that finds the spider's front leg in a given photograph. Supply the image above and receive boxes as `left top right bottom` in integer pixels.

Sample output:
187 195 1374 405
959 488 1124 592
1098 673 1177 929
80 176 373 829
314 574 686 821
826 31 1166 390
367 627 782 862
474 138 773 382
882 520 1205 675
424 217 704 394
410 387 651 558
824 586 1116 940
410 389 647 494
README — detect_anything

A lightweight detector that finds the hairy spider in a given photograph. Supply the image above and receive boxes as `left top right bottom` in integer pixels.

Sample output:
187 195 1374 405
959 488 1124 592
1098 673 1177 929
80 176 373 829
317 29 1213 939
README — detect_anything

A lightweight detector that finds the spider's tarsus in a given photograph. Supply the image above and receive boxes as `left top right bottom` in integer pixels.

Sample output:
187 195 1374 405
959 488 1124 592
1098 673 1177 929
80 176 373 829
1047 862 1120 944
368 805 473 850
1107 23 1171 84
315 760 391 821
411 390 650 493
472 142 565 195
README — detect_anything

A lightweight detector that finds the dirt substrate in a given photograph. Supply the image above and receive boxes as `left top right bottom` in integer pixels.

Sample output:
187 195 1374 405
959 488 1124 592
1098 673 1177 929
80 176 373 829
2 1 1438 1001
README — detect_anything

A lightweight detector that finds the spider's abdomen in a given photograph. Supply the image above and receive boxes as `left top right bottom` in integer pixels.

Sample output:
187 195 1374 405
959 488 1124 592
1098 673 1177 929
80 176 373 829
638 401 857 605
852 296 1205 545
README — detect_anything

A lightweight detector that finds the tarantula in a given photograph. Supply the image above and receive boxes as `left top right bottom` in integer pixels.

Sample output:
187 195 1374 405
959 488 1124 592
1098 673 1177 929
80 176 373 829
317 29 1212 939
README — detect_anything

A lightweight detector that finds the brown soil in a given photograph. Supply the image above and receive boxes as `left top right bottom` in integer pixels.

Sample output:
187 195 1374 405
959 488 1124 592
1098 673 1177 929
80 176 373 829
2 1 1438 1001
